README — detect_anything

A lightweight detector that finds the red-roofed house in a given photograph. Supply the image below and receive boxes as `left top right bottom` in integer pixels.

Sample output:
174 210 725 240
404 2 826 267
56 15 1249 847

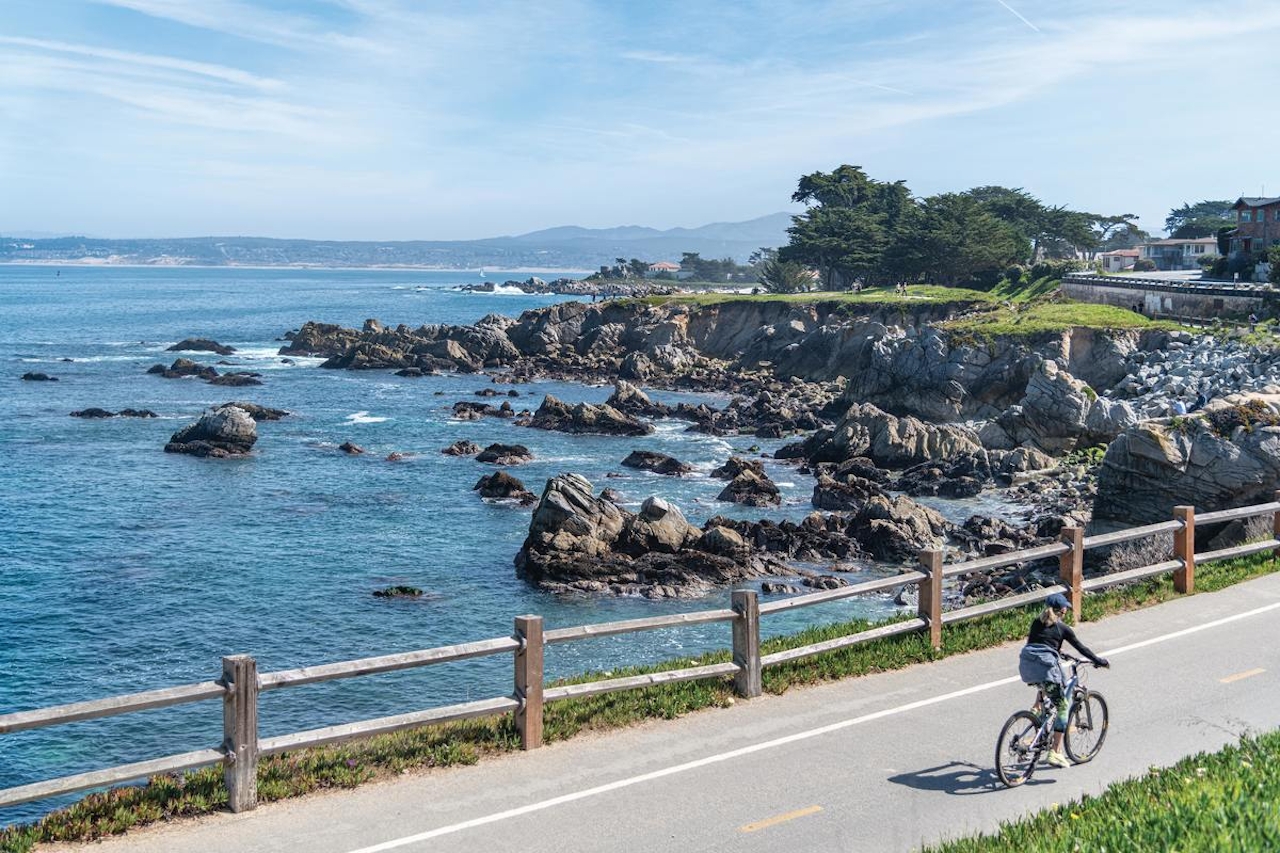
1099 249 1139 273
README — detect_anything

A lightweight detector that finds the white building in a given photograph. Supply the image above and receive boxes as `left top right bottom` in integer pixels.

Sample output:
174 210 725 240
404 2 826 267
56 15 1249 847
1139 238 1218 271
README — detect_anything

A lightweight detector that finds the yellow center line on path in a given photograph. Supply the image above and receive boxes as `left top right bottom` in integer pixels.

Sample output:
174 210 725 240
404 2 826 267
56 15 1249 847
1220 667 1266 684
739 805 823 833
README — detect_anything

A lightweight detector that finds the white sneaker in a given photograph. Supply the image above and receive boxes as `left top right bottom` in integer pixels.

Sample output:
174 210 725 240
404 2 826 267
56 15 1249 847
1046 750 1071 768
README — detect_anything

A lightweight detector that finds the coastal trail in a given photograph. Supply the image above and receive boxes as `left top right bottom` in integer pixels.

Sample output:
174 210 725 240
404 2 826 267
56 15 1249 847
48 573 1280 853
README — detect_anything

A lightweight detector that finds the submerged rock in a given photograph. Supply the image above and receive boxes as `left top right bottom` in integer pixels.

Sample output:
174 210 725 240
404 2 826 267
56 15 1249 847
167 338 236 356
71 407 158 419
147 358 218 380
621 450 692 476
209 372 263 387
21 372 57 381
222 401 289 421
373 585 423 599
476 443 534 465
442 439 482 456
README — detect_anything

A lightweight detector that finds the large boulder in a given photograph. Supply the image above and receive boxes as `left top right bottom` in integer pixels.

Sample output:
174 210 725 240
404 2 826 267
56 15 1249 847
1094 396 1280 525
474 471 537 505
617 497 699 555
811 473 884 510
847 494 950 561
528 395 653 436
164 405 258 458
606 381 670 418
717 469 782 507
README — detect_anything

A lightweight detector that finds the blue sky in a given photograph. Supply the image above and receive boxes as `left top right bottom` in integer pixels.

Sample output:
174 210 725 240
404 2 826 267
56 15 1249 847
2 0 1278 240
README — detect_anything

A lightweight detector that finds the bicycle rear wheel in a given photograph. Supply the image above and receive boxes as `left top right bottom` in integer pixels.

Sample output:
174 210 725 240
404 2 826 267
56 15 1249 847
1064 690 1109 764
995 710 1043 787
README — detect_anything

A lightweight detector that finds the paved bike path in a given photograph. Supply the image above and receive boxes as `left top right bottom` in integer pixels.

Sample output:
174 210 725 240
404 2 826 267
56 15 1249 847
46 572 1280 853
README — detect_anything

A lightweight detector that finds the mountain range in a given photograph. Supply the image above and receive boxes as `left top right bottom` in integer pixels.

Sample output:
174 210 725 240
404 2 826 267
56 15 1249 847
0 213 793 270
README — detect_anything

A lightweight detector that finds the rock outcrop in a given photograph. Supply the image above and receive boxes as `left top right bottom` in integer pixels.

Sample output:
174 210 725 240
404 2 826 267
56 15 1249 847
514 475 780 597
21 372 57 381
164 405 258 458
527 394 653 436
1094 396 1280 525
796 402 983 469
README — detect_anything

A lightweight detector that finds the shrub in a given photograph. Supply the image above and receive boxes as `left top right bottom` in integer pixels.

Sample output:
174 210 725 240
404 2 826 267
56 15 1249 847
1210 256 1230 278
1003 264 1026 283
1269 245 1280 285
1205 399 1280 437
1133 259 1158 272
1030 259 1085 279
1196 253 1221 269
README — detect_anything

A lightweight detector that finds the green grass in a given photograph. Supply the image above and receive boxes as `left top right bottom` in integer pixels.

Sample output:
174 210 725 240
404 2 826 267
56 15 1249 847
942 301 1179 341
639 285 996 308
989 275 1062 303
3 552 1276 852
926 730 1280 852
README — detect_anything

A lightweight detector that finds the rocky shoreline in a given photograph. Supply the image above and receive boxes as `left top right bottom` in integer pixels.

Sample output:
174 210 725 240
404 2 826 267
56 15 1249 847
120 294 1280 601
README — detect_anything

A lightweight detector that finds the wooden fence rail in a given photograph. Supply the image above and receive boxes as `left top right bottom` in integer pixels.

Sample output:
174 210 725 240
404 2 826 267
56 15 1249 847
4 492 1280 813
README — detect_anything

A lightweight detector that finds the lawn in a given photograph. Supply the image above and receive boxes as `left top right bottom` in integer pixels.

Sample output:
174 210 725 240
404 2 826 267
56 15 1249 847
926 731 1280 852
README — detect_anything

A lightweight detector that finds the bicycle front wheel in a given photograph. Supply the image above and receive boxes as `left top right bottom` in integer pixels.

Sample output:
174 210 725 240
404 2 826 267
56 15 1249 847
995 710 1042 787
1065 690 1109 764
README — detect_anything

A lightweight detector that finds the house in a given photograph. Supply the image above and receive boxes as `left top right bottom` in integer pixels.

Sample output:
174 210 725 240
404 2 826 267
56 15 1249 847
1139 238 1218 271
1227 196 1280 258
1099 248 1139 273
645 261 680 278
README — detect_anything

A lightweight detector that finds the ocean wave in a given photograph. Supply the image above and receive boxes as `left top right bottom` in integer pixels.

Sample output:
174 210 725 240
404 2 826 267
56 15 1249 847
345 411 389 424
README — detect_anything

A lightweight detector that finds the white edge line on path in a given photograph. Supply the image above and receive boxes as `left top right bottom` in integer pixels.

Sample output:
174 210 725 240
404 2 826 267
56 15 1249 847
345 600 1280 853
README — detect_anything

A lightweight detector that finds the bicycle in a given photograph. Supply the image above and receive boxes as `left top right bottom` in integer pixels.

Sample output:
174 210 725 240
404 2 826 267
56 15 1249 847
995 653 1110 788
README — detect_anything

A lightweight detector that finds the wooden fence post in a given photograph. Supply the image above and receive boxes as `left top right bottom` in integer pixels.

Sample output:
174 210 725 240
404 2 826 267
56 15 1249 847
221 655 258 813
514 615 544 750
1058 526 1083 623
1173 505 1195 594
732 589 761 698
1273 490 1280 562
918 550 943 650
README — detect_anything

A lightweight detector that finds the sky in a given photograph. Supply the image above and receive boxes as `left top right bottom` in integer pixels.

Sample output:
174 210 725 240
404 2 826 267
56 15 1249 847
2 0 1278 241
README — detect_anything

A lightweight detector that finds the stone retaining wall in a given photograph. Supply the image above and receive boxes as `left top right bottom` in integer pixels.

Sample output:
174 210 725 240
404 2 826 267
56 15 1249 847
1062 275 1274 318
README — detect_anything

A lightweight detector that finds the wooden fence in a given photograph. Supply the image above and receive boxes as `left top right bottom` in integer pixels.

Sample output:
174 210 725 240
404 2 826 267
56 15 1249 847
4 494 1280 813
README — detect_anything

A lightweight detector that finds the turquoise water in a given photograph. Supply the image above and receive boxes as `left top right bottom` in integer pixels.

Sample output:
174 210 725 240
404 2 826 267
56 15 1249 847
1 266 986 824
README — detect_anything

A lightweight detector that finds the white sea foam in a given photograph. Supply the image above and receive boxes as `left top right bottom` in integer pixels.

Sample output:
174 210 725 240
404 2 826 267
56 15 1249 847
345 411 389 424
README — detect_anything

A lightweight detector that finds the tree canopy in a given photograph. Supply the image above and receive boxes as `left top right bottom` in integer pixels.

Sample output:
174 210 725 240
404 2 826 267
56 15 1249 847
778 166 1129 288
1165 200 1236 238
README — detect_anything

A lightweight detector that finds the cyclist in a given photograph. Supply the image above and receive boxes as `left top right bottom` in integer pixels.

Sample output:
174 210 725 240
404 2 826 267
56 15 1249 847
1018 592 1109 768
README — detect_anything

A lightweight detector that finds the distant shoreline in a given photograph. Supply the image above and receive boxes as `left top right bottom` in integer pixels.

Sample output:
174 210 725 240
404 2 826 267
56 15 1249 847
0 260 593 274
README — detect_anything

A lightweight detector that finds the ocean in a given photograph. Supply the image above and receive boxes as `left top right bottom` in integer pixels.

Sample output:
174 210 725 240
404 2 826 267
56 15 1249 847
0 265 1012 824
